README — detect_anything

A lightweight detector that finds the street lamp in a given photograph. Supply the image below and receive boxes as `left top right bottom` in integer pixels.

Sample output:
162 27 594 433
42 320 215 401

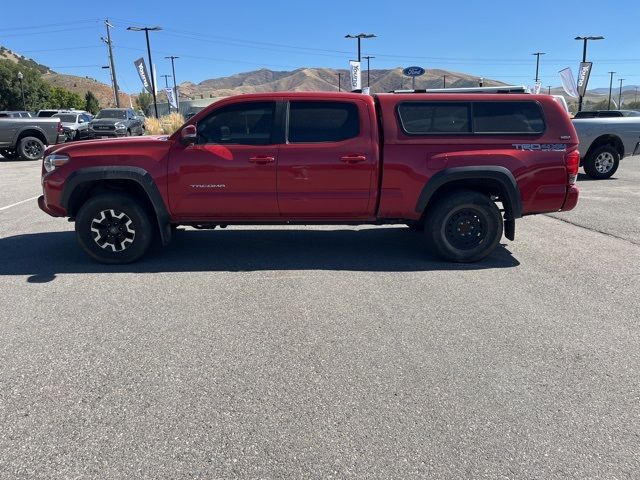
575 35 604 112
532 52 545 84
17 71 25 111
127 25 162 118
547 85 552 95
607 71 616 110
164 56 179 114
618 78 625 110
344 33 376 62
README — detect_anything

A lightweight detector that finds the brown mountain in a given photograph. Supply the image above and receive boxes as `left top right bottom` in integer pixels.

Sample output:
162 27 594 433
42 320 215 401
42 73 133 108
178 67 506 99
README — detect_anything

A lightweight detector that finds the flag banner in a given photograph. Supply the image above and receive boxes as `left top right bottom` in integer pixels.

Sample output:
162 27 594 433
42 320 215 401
349 61 361 91
576 62 592 97
165 88 178 109
534 81 542 94
559 68 579 98
134 58 153 94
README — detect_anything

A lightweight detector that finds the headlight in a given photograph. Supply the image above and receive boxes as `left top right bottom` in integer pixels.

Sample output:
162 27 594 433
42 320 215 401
44 154 70 173
115 122 126 130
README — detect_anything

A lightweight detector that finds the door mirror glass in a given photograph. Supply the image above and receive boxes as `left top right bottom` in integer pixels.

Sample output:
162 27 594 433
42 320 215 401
78 118 85 123
181 124 197 144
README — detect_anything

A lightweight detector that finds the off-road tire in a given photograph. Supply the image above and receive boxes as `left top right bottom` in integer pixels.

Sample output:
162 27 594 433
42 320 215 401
17 136 45 161
425 190 503 263
75 193 154 264
583 145 619 179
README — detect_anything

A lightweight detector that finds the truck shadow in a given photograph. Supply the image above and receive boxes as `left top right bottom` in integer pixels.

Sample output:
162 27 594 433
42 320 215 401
0 228 520 282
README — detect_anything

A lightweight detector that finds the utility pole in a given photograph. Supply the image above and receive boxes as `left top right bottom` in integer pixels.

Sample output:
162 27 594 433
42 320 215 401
127 25 161 118
338 72 341 92
635 86 638 105
160 74 171 88
575 36 604 112
618 78 625 109
103 19 120 107
607 71 616 110
443 74 446 88
532 52 545 83
165 56 179 114
362 55 375 87
547 85 552 95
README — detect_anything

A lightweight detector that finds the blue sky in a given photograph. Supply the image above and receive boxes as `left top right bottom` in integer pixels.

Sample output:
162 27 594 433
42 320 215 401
1 0 638 93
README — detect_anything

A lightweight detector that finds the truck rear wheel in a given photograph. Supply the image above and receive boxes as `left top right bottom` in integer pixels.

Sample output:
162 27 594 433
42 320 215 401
17 136 45 161
583 145 619 179
75 193 154 264
425 190 503 263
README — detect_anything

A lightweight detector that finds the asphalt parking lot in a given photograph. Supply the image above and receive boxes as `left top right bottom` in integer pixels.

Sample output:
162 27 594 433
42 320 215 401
1 157 639 479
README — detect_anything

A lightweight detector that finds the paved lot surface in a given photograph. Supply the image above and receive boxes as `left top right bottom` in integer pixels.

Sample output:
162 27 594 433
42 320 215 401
1 156 639 479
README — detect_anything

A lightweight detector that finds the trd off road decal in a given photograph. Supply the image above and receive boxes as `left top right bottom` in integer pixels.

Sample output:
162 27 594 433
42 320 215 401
512 144 567 152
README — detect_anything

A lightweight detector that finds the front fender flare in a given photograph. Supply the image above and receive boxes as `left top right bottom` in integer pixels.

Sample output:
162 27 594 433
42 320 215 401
60 166 172 246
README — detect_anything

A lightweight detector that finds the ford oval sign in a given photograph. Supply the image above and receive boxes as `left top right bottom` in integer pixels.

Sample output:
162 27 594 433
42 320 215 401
403 66 425 77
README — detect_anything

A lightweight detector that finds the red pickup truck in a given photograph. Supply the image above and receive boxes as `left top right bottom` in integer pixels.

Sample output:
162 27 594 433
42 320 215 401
39 90 580 264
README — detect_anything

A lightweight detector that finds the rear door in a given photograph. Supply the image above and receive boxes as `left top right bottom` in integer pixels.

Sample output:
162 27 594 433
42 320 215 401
168 100 281 219
277 99 376 218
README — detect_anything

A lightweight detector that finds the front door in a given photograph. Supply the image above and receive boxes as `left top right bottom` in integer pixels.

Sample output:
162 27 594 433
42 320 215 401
277 99 376 218
168 101 280 219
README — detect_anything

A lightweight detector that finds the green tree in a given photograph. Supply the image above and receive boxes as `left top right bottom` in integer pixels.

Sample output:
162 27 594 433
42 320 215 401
84 91 100 114
0 59 50 111
47 87 84 110
135 90 153 114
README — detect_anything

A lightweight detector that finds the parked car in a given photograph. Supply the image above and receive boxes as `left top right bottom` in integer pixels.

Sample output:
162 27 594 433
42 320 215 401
53 112 92 141
0 117 65 160
89 108 144 138
574 110 640 119
39 90 580 264
572 116 640 178
0 111 33 118
36 109 63 118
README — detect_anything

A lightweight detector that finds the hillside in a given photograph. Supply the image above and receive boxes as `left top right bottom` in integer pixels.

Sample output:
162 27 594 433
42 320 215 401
43 73 133 109
178 67 506 98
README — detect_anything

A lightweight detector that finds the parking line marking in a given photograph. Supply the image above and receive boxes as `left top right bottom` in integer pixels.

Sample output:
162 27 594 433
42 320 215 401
0 195 40 212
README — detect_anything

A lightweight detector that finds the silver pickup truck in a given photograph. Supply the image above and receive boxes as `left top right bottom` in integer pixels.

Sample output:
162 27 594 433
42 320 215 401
572 117 640 179
0 117 65 161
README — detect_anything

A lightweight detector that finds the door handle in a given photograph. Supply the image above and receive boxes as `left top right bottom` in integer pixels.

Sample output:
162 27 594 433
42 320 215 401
248 155 275 164
340 155 367 164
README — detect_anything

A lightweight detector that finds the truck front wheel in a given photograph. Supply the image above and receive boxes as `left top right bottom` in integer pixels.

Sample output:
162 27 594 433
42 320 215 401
425 190 503 263
583 145 619 179
75 193 154 264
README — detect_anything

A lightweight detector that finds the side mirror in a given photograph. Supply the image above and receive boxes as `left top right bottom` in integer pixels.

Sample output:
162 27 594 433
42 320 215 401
78 119 85 124
181 124 197 145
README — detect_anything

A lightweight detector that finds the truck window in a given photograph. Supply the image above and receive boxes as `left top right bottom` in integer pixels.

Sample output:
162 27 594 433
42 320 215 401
288 101 359 143
197 102 276 145
397 103 471 134
473 102 544 134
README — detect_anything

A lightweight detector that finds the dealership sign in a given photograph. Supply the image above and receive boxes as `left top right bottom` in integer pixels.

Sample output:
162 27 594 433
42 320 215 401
349 60 361 91
134 57 153 94
402 66 425 77
576 62 593 97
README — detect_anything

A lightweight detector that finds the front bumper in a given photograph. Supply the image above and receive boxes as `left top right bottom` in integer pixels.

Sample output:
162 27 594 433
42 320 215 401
38 195 65 217
89 129 127 138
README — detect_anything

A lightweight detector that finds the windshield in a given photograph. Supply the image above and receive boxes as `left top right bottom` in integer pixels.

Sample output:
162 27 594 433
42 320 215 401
96 109 126 120
54 114 78 122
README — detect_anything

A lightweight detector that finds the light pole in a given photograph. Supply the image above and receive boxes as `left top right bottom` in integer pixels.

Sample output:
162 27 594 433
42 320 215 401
127 25 162 118
344 33 376 63
607 71 615 110
165 56 179 114
17 71 25 110
160 74 172 113
532 52 545 83
575 35 604 112
362 55 375 88
443 75 447 88
547 85 552 95
618 78 625 109
338 72 341 92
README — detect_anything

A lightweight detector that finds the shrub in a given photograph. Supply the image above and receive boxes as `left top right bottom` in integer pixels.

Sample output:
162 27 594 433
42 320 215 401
144 113 185 135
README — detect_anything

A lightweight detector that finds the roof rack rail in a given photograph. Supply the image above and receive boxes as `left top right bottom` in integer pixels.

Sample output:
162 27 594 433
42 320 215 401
388 86 530 94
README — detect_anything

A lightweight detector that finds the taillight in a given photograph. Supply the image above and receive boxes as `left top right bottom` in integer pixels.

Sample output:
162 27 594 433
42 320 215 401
565 150 580 185
57 121 63 133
